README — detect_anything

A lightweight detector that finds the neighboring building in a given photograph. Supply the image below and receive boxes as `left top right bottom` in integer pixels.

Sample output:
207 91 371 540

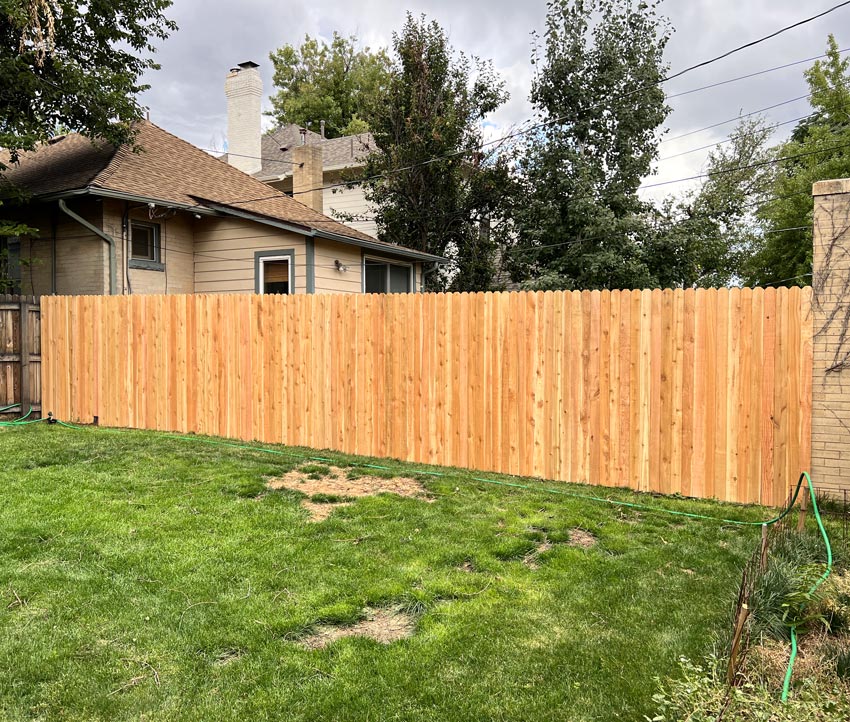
222 61 378 239
0 120 444 297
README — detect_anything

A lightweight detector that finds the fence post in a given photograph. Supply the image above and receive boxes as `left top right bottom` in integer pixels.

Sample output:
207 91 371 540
19 295 29 412
811 179 850 498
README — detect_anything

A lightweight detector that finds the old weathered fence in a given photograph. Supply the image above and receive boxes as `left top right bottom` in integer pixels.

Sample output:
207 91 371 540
41 287 811 505
1 294 41 414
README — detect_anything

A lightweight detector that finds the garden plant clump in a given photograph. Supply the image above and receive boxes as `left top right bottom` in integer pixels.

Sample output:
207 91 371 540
648 524 850 721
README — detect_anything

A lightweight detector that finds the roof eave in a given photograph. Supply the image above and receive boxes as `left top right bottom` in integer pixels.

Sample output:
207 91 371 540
33 187 220 215
201 200 446 263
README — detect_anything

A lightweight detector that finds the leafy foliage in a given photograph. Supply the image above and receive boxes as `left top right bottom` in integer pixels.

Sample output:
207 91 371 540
269 33 391 139
651 118 776 287
744 35 850 286
509 0 671 290
359 14 516 291
648 655 850 722
0 0 175 163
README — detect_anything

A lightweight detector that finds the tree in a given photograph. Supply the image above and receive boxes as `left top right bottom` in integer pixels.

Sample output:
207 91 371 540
269 33 391 139
0 0 175 162
745 35 850 286
358 14 516 291
652 118 776 287
508 0 671 290
0 0 175 246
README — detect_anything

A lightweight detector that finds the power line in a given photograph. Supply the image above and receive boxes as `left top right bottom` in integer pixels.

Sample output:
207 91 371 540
666 47 850 99
663 0 850 82
660 94 812 144
642 140 850 190
214 6 850 205
657 113 814 162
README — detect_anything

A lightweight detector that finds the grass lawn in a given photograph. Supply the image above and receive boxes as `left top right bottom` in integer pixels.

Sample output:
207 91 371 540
0 425 777 721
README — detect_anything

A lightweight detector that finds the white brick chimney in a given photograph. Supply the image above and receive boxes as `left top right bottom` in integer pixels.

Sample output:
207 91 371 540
225 61 262 175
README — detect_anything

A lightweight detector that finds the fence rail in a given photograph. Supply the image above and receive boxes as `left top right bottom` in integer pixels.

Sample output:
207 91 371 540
41 288 812 505
0 294 41 414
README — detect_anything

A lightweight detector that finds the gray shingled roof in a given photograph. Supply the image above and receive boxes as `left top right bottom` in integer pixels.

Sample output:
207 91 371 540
221 124 376 179
0 121 445 262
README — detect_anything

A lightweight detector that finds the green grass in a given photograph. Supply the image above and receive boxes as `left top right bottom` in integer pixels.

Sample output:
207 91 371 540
0 425 779 721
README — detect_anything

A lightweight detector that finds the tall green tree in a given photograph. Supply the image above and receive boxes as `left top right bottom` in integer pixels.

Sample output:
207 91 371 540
358 14 515 291
0 0 175 162
509 0 671 290
269 33 391 138
651 118 776 287
745 35 850 286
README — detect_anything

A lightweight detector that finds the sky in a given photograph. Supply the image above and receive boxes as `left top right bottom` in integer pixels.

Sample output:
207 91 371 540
138 0 848 203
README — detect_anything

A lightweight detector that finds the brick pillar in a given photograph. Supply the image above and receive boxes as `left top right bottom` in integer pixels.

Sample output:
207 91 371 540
812 178 850 496
293 144 324 215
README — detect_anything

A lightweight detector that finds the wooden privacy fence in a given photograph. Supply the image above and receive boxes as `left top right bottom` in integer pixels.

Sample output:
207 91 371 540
1 294 41 414
41 288 812 505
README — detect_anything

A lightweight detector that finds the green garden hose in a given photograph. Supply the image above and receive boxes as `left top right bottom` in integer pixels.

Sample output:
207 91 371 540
0 406 39 426
780 470 833 702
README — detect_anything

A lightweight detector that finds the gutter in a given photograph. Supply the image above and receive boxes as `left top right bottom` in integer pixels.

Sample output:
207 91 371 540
57 199 117 295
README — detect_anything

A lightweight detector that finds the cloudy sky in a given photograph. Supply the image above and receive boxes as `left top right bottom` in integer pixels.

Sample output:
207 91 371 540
139 0 848 202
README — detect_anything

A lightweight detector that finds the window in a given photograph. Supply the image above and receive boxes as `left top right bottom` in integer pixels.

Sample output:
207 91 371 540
130 221 161 263
0 236 21 293
364 258 412 293
262 259 291 294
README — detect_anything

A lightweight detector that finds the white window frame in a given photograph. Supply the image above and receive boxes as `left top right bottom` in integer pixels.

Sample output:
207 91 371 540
362 255 414 294
258 254 294 295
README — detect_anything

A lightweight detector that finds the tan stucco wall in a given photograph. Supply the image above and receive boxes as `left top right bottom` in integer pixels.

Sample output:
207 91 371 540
193 216 307 294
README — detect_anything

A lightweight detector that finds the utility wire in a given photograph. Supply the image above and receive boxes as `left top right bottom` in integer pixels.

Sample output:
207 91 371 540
663 0 850 82
643 139 850 189
657 113 814 162
660 94 812 144
666 47 850 99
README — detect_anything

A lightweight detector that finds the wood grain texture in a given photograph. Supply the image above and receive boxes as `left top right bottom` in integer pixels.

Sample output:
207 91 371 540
40 288 813 505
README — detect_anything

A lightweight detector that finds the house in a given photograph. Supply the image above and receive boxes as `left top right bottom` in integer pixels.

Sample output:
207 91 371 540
222 61 377 238
0 120 443 297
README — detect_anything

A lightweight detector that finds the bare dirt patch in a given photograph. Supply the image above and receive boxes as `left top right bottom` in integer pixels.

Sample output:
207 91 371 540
299 607 416 650
268 465 431 500
568 528 597 548
268 465 432 521
300 500 352 522
523 529 597 568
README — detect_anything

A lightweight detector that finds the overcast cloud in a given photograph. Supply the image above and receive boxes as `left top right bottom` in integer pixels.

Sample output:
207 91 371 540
139 0 849 201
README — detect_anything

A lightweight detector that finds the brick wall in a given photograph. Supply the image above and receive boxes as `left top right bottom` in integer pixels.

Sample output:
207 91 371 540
812 178 850 495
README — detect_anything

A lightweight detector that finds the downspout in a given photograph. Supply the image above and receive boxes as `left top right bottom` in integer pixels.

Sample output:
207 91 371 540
57 199 117 295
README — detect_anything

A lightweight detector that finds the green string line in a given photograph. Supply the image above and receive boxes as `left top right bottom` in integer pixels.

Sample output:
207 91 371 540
32 424 808 527
155 433 804 528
